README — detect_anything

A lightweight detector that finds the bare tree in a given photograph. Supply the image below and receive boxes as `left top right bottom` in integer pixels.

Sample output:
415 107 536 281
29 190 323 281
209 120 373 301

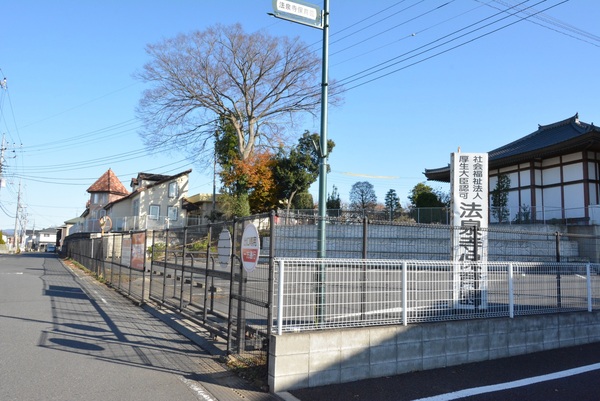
136 23 331 166
350 181 378 211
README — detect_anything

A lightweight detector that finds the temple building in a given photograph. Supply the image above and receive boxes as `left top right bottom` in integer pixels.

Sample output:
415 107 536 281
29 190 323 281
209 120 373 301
424 114 600 224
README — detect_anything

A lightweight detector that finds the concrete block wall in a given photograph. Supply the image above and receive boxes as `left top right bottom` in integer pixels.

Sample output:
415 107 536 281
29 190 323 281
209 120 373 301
268 224 583 261
269 311 600 392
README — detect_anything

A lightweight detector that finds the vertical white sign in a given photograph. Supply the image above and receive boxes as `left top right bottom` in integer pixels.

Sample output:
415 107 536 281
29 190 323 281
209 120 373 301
241 223 260 273
450 152 488 309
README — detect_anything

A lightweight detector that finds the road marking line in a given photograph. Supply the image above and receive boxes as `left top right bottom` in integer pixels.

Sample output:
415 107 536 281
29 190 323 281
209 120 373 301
179 377 217 401
412 362 600 401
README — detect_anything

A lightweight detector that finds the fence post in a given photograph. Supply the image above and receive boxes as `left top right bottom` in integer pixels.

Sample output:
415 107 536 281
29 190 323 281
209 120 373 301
90 237 94 268
204 224 213 319
179 227 187 311
401 261 407 326
508 263 514 318
100 236 105 279
227 219 238 354
587 263 592 312
277 259 285 335
128 232 133 296
362 216 368 259
162 227 169 303
267 211 276 339
110 233 117 284
117 236 123 291
141 230 147 303
149 230 155 300
555 231 562 308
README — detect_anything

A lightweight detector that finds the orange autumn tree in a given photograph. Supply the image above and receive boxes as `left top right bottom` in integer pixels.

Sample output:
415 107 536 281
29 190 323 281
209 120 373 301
220 150 278 214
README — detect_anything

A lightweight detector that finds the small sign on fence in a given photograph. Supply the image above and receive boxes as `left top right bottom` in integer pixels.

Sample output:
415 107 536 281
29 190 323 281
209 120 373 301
217 229 232 269
241 223 260 273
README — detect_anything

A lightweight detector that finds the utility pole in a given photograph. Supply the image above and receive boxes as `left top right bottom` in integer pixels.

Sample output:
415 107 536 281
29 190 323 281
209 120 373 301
0 133 6 190
13 180 21 252
317 0 330 259
270 0 329 323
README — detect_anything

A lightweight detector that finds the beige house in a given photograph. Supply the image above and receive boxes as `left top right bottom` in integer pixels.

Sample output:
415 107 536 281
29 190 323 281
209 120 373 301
104 169 192 231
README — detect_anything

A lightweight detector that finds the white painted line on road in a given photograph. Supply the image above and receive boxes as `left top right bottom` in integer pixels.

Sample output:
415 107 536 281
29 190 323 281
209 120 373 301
90 289 108 305
179 377 217 401
411 362 600 401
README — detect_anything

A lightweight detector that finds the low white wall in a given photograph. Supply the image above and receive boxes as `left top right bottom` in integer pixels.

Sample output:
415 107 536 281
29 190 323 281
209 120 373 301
269 311 600 392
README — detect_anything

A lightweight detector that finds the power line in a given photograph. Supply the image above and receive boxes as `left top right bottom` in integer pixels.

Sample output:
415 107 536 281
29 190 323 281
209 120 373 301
331 1 451 57
335 0 569 92
483 0 600 46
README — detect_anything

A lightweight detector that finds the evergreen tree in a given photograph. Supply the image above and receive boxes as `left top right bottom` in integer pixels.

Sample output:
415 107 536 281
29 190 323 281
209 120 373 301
491 174 511 223
384 189 401 221
326 185 342 217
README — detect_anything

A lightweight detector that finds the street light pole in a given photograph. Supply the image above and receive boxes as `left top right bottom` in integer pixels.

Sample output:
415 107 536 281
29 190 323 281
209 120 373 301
270 0 330 257
317 0 329 259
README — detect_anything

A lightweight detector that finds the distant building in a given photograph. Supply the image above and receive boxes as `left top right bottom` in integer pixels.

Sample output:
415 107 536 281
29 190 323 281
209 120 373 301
424 114 600 224
182 193 223 226
33 228 58 251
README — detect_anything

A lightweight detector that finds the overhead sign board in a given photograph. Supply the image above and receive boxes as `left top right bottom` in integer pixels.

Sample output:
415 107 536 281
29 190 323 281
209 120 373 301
272 0 323 29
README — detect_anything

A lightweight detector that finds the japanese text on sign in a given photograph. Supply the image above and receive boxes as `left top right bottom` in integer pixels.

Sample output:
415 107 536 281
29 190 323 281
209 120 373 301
274 0 318 21
451 152 489 309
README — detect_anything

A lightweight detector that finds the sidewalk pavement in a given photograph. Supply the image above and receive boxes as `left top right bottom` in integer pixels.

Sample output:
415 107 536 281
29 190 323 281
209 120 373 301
60 258 290 401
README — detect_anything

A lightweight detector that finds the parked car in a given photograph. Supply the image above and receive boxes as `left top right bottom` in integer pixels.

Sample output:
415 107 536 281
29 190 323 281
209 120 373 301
46 244 56 252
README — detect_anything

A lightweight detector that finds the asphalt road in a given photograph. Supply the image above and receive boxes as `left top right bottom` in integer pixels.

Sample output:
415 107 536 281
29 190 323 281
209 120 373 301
0 253 277 401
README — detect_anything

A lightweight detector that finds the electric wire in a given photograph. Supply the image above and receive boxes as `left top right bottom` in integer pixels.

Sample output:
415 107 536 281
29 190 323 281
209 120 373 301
482 0 600 46
332 1 490 67
335 0 539 86
331 1 450 57
334 0 569 92
330 0 427 50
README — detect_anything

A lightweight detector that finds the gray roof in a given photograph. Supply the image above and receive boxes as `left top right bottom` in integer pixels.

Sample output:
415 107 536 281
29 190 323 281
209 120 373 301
489 113 599 161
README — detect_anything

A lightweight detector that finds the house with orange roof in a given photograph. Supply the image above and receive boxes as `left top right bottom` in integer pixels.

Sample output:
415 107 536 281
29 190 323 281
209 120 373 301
81 168 130 232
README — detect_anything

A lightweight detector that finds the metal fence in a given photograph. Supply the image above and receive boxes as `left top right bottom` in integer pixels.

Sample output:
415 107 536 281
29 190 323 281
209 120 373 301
286 205 600 226
62 214 274 362
273 259 600 334
272 214 600 263
61 211 600 363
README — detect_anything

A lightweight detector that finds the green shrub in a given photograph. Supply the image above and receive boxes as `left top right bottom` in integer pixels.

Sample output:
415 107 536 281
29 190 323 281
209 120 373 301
147 242 166 260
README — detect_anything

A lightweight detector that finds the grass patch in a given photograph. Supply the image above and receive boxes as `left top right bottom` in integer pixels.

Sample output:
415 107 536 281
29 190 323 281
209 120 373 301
226 353 268 391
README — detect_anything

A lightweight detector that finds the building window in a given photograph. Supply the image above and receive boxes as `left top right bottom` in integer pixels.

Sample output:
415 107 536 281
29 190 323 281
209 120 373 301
149 204 160 220
92 193 108 205
168 182 178 198
132 199 139 217
167 206 178 221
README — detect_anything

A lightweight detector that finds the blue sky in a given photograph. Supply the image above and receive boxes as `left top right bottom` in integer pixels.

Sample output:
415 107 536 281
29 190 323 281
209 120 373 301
1 0 598 231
